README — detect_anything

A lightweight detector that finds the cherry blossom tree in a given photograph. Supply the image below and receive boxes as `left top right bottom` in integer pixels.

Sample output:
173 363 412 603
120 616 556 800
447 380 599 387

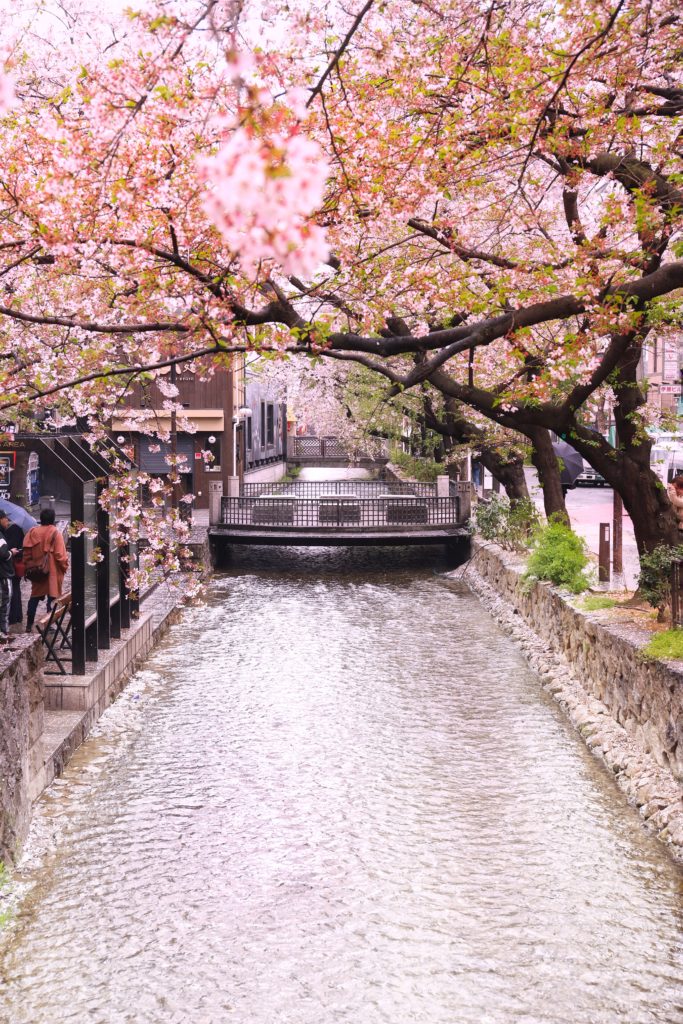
0 0 681 557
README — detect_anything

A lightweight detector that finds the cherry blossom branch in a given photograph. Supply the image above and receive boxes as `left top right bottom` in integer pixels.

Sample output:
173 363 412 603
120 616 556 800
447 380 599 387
518 0 627 184
306 0 375 108
0 305 190 334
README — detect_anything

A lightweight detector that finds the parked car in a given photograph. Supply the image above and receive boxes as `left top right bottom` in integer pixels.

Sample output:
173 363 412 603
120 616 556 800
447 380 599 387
575 460 608 486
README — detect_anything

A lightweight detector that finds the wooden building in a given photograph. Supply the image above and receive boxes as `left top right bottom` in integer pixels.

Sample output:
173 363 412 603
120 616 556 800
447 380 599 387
111 364 241 510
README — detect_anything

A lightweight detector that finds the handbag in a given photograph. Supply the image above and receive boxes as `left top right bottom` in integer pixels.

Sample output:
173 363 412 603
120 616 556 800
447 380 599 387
13 555 25 579
25 551 50 583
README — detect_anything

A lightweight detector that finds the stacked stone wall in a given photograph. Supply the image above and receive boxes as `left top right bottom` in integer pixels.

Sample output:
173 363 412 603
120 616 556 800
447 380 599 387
0 639 44 865
468 541 683 860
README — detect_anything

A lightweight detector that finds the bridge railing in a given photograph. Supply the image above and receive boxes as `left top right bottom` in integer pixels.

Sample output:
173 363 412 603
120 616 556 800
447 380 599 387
220 495 462 529
289 436 389 460
242 480 437 499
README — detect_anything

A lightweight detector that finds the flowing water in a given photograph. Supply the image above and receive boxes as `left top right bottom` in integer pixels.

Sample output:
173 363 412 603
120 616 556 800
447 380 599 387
1 545 683 1024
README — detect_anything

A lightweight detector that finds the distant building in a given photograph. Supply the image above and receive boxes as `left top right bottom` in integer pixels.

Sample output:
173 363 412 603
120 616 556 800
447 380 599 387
640 334 683 417
111 359 288 505
111 363 241 510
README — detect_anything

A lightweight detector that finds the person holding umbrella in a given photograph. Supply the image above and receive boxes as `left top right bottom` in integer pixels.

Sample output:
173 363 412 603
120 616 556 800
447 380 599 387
552 440 585 497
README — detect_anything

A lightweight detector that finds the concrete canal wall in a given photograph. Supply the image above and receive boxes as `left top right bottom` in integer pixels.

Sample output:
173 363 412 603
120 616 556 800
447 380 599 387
467 540 683 862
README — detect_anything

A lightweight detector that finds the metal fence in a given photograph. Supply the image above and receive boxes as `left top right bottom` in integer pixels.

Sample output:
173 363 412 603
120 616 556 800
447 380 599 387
242 480 437 499
672 559 683 628
220 495 462 529
289 436 389 460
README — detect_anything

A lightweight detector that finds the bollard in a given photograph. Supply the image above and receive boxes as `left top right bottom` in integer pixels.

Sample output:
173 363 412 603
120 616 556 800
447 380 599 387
598 523 611 583
208 480 224 526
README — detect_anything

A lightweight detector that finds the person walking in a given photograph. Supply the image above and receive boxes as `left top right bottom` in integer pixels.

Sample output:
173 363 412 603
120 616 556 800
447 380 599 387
23 508 69 632
0 511 25 626
0 524 16 643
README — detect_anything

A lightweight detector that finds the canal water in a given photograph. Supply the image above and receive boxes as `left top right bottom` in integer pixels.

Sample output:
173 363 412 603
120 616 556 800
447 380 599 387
1 545 683 1024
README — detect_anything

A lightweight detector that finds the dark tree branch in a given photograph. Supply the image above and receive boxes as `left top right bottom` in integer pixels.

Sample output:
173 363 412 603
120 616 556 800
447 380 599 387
306 0 375 108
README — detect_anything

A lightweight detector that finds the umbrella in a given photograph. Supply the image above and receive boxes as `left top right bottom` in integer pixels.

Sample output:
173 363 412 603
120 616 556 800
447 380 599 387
0 498 38 532
552 441 584 487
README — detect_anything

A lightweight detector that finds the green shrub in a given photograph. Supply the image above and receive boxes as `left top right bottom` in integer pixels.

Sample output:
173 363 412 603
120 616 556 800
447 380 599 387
391 448 441 482
471 493 508 541
471 494 540 551
524 518 592 593
642 629 683 661
637 544 683 614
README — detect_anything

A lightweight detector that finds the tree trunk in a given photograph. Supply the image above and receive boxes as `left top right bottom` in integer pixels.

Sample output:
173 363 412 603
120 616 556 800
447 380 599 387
569 335 681 554
527 427 568 522
479 451 529 503
421 393 530 504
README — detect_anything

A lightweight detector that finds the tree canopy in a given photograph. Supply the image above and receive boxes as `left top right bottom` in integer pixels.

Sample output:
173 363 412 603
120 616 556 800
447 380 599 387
0 0 681 550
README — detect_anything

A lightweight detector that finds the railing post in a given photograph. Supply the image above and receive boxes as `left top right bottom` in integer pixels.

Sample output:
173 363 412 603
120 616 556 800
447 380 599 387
209 479 224 525
436 474 450 498
598 523 611 583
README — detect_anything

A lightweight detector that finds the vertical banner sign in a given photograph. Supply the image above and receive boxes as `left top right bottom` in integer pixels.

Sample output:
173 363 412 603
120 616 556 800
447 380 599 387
0 451 16 499
27 452 40 506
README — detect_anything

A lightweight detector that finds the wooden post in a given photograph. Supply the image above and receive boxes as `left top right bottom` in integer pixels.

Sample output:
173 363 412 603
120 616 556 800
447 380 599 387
612 490 623 574
671 560 683 628
599 523 611 583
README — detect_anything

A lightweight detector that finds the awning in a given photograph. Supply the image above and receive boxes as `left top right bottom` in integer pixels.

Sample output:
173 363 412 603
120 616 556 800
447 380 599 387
112 409 225 433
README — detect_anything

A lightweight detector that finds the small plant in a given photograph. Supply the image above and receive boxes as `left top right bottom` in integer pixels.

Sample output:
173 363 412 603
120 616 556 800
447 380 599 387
641 629 683 661
471 493 508 541
471 494 540 551
637 544 683 620
523 518 592 593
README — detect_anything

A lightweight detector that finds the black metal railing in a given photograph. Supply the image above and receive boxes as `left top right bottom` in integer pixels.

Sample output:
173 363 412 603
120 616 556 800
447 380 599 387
242 480 437 499
220 495 462 529
672 559 683 627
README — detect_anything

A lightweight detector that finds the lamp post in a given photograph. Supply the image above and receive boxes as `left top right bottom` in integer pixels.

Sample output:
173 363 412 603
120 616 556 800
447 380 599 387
231 406 252 489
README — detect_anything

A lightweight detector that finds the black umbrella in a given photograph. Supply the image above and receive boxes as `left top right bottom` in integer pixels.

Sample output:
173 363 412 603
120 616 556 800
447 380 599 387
552 441 584 487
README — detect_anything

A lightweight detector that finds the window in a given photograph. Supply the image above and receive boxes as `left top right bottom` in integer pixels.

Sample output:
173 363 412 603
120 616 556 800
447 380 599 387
267 404 275 446
246 417 252 451
260 403 266 445
206 436 221 469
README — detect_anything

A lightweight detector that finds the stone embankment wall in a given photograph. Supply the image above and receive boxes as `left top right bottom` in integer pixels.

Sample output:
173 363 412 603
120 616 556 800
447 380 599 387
0 639 44 865
468 541 683 862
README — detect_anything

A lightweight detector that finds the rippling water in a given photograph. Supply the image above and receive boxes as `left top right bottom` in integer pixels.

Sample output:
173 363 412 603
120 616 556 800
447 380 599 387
2 545 683 1024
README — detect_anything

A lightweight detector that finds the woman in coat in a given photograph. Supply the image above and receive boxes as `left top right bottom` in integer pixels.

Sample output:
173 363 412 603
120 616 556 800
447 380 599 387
23 508 69 631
